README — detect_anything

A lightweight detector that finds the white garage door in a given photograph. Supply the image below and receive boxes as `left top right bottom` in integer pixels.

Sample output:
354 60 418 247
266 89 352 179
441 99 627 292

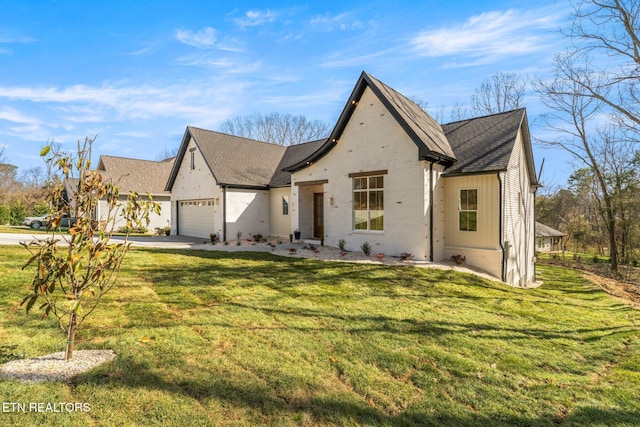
178 199 216 238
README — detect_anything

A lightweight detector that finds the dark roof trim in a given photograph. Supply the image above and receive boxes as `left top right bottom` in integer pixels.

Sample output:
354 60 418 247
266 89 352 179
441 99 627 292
220 183 269 190
441 169 505 178
165 127 221 191
285 71 456 173
364 74 456 165
520 111 541 188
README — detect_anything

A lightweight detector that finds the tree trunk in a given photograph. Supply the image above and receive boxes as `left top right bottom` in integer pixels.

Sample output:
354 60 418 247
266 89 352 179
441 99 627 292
64 311 77 362
605 199 618 272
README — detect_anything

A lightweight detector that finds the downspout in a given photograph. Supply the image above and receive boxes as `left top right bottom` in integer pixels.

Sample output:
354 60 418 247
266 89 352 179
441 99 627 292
497 172 506 282
429 162 434 262
222 186 227 242
175 200 179 235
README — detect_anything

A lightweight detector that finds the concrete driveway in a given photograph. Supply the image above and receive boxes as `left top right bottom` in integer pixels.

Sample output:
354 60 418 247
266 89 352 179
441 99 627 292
0 233 210 250
0 233 277 252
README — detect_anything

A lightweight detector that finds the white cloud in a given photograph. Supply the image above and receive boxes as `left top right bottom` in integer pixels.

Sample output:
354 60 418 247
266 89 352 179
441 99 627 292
176 27 217 48
0 30 35 44
235 10 278 28
309 12 364 31
410 8 564 61
0 107 40 124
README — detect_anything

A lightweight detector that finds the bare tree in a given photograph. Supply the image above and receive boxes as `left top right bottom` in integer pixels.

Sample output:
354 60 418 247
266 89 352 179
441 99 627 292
536 53 628 271
566 0 640 135
449 100 471 122
219 112 331 146
471 72 527 115
534 0 640 271
155 147 178 161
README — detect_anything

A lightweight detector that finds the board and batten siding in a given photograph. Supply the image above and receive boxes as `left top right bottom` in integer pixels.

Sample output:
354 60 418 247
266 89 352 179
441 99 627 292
443 173 502 279
290 86 432 259
170 136 223 237
502 127 536 287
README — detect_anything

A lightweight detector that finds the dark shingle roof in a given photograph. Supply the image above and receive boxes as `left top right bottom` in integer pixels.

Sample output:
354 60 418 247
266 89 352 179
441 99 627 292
365 73 456 161
270 139 326 187
167 73 538 189
188 127 286 187
96 155 174 196
441 109 525 176
535 222 566 238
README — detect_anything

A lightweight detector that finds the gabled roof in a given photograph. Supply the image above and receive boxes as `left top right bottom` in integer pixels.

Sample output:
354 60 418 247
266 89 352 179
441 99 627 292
166 126 298 190
96 155 174 196
190 126 286 188
441 108 540 186
284 71 457 172
535 222 566 238
269 139 326 187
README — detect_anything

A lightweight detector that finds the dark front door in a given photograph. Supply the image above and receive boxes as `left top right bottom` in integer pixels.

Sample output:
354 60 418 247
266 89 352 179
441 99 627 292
313 193 324 239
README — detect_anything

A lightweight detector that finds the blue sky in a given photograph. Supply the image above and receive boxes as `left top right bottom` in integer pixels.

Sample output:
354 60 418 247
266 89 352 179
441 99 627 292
0 0 573 187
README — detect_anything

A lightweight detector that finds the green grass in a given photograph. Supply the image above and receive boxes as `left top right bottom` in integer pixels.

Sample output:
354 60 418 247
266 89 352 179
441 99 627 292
1 246 639 426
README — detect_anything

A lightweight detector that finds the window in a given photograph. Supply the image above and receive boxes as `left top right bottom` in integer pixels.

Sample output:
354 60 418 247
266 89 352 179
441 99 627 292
282 196 289 215
189 147 196 170
459 189 477 231
353 175 384 231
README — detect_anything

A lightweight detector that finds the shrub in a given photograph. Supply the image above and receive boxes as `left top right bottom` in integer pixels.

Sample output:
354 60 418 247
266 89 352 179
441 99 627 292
117 226 148 234
592 255 600 264
9 202 26 225
400 252 413 261
361 242 371 256
32 203 50 216
338 239 346 252
450 254 466 265
0 205 9 225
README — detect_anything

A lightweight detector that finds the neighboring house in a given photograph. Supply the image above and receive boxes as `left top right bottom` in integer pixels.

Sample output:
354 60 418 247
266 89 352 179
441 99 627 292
166 72 540 286
535 222 566 252
91 155 174 231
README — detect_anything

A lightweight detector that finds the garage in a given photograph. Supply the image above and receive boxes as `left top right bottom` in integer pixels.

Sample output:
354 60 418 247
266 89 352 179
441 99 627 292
177 199 216 238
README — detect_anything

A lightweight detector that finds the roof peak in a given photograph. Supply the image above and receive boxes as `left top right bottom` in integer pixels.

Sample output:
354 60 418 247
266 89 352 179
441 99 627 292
443 108 525 126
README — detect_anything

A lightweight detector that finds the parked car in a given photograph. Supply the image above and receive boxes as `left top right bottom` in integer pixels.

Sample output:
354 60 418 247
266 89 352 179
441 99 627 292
22 213 76 229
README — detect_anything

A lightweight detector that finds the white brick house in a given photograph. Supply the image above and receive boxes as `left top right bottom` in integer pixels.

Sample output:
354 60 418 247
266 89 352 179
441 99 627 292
165 72 540 286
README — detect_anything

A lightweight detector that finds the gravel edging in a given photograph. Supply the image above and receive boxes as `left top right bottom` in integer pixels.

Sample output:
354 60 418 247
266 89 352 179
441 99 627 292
0 350 116 383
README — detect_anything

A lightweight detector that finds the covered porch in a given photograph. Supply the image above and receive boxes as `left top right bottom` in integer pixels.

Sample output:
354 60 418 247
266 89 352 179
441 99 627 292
295 179 328 240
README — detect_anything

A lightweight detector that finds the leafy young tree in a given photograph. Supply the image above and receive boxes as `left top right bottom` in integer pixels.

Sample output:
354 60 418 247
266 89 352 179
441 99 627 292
20 137 160 361
219 112 331 145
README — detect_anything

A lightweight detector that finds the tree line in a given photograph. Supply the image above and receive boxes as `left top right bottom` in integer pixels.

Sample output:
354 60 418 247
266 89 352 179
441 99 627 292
0 146 56 225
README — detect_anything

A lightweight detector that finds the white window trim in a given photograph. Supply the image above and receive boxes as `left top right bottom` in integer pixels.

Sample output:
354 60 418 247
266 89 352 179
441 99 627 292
458 188 478 232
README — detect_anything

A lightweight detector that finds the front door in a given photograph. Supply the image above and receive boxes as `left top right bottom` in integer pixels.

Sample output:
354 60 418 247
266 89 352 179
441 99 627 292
313 193 324 239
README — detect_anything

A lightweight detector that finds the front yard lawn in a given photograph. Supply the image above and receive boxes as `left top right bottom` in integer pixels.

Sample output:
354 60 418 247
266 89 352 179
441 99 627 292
1 246 639 426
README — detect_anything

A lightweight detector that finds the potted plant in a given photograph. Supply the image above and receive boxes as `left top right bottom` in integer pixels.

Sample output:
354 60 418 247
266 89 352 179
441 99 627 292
294 230 301 241
164 226 171 236
210 233 219 243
